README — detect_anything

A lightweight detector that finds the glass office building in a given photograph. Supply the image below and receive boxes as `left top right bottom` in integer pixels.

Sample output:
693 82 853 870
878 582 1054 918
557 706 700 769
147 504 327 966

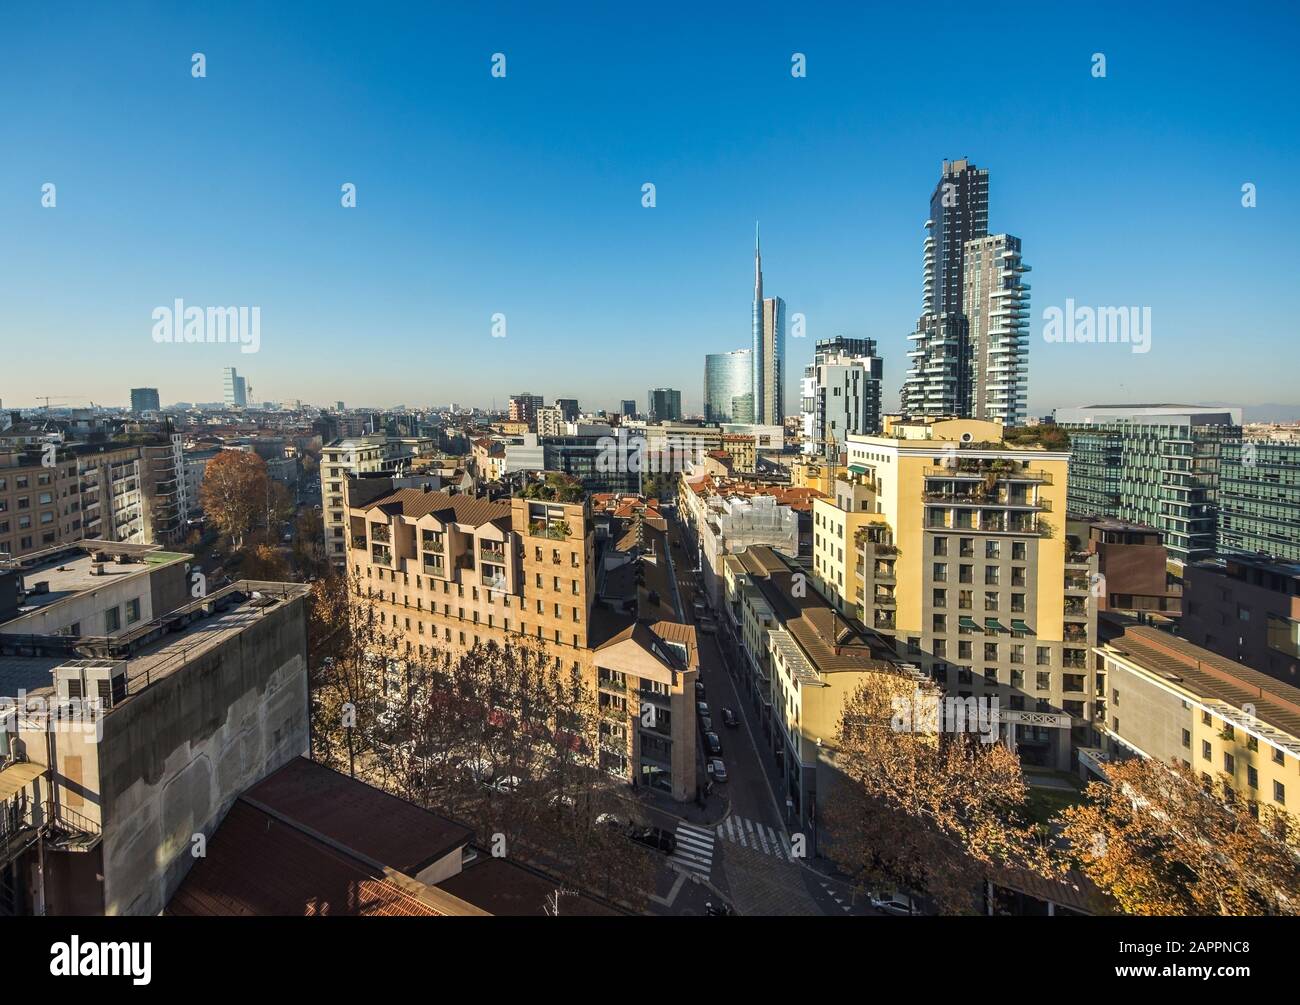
704 348 754 424
1055 405 1242 563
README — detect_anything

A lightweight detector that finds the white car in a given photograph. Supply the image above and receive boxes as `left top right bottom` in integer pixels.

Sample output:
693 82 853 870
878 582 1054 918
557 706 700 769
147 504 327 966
707 758 728 782
488 775 521 795
870 891 921 916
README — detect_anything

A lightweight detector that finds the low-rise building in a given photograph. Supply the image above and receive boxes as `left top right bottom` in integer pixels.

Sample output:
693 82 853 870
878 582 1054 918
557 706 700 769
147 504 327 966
1091 625 1299 818
678 472 822 607
0 575 311 915
718 545 924 832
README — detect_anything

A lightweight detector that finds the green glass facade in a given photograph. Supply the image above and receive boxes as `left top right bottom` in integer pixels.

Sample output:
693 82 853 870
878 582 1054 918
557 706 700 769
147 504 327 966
1217 440 1300 562
1057 407 1241 563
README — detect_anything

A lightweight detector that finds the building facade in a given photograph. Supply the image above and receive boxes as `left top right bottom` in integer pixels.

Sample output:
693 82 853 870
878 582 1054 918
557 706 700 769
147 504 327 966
1217 438 1300 562
800 336 884 458
811 419 1095 768
1056 405 1243 564
342 479 699 800
647 388 682 424
321 435 437 567
129 388 160 414
704 348 754 424
964 234 1030 426
1182 555 1300 686
1092 625 1299 820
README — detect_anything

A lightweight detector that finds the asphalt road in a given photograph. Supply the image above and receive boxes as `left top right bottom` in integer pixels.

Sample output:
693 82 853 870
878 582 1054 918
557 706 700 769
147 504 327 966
657 504 878 917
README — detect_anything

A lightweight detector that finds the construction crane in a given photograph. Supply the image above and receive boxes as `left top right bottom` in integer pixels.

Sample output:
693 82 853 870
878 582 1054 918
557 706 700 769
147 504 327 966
35 395 93 411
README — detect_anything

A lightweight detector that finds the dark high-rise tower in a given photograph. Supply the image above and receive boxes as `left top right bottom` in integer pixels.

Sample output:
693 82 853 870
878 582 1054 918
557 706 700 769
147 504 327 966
904 159 997 418
923 158 989 317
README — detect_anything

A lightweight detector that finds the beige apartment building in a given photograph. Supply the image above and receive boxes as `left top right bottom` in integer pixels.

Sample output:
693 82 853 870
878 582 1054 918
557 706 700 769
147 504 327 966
343 478 699 800
810 418 1097 768
717 545 923 832
1091 625 1299 820
321 435 437 567
0 437 186 561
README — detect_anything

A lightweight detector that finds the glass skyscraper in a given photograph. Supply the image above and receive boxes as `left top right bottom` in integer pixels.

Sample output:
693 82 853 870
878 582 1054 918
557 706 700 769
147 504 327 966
704 349 753 424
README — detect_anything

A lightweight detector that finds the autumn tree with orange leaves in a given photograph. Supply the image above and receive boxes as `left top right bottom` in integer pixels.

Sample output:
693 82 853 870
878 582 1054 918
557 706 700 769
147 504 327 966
1059 757 1300 916
824 672 1053 914
199 449 269 548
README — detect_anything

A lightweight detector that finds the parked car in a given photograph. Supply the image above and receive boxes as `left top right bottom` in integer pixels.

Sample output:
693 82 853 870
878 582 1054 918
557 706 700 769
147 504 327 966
596 812 628 829
695 679 706 698
627 826 676 855
707 758 728 782
696 701 709 718
692 597 707 617
696 618 717 635
699 715 713 734
704 731 722 756
487 775 521 795
870 891 921 916
721 708 739 728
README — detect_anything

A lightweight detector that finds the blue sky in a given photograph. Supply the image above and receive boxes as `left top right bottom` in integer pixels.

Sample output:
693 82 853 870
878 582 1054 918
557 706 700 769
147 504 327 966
2 0 1297 418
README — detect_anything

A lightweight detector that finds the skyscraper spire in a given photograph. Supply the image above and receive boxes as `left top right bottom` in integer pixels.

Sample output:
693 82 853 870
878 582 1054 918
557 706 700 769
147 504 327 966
754 221 762 299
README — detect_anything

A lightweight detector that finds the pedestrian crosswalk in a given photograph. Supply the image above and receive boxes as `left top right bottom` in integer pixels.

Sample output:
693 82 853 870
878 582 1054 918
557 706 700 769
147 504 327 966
716 815 795 863
669 822 716 878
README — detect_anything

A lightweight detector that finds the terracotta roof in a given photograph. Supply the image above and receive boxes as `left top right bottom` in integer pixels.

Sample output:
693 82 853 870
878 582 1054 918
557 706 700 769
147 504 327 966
684 473 824 511
166 801 461 916
244 757 472 876
362 487 510 527
437 857 623 916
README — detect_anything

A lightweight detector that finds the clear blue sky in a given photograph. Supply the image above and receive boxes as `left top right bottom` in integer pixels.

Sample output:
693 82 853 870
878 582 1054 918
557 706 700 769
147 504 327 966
2 0 1297 418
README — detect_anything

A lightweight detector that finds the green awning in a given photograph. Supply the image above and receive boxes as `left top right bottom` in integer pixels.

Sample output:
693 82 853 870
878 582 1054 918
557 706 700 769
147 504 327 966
959 616 981 631
1011 619 1033 635
847 464 871 476
984 618 1007 633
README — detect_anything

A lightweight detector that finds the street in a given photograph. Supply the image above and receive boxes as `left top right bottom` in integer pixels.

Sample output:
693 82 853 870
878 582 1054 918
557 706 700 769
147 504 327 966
631 502 877 917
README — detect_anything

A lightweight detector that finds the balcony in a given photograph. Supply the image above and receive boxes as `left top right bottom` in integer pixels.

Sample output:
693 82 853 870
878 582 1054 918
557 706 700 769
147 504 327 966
528 520 570 541
370 524 391 544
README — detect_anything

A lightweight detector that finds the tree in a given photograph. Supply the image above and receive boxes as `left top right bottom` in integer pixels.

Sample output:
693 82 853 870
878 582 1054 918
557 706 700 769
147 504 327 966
267 479 295 530
1058 757 1300 916
824 673 1052 914
199 450 269 548
307 585 652 909
293 507 327 578
239 538 289 581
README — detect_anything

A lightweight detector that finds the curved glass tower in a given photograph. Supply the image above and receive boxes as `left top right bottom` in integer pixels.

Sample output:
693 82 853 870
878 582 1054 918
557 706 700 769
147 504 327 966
704 348 754 423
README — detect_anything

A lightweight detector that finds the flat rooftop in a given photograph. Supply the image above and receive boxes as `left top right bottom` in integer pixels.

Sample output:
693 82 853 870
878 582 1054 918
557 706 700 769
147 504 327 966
1 541 190 618
0 581 309 703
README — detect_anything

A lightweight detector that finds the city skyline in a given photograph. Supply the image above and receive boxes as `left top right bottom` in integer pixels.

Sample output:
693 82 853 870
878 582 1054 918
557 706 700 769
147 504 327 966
2 4 1298 418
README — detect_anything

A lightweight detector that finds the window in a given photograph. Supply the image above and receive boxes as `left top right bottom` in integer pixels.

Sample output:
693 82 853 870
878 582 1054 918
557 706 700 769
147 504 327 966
1036 671 1051 691
933 537 947 557
984 540 1000 559
1223 752 1235 774
105 606 121 633
1181 729 1191 748
1275 781 1286 805
126 598 142 624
